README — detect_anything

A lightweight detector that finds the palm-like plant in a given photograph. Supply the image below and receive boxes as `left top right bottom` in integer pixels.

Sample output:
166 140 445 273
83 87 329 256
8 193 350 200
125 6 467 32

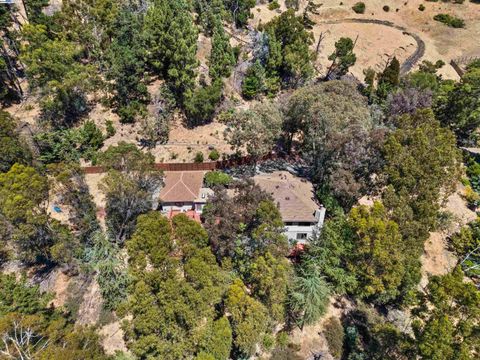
288 261 331 329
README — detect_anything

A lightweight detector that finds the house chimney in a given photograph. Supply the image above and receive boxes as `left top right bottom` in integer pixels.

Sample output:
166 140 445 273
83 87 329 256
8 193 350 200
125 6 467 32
315 205 326 229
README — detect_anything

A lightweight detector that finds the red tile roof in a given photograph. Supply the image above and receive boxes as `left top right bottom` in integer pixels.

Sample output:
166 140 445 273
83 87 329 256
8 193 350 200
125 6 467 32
167 209 201 223
159 171 205 203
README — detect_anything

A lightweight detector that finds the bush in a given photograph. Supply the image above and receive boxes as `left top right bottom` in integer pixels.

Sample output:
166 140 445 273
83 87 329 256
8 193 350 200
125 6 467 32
204 171 232 187
418 4 426 10
450 221 480 255
184 81 223 127
208 149 220 161
285 0 299 9
79 121 104 159
118 101 145 124
268 1 280 10
194 152 204 163
433 13 465 28
105 120 116 138
352 2 366 13
324 317 345 359
242 60 266 99
383 5 390 11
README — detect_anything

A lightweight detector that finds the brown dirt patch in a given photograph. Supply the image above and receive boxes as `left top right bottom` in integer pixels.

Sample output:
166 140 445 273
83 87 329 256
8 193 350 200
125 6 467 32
76 277 103 326
248 1 480 80
312 21 416 79
288 297 354 360
99 320 129 356
420 185 477 287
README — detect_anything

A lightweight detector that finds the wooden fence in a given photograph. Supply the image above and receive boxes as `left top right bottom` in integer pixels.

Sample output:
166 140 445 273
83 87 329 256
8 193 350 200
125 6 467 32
83 153 283 174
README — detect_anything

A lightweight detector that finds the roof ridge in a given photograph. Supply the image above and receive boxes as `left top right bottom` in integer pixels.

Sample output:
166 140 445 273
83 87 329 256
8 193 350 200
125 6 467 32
179 172 198 198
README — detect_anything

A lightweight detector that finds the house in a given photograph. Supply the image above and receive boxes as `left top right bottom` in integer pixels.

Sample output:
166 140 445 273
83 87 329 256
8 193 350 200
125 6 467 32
158 171 213 222
254 172 326 243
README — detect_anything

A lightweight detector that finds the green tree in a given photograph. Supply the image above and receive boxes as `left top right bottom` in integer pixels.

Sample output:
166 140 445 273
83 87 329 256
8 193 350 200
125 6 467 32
224 101 282 160
203 180 273 261
209 19 235 80
326 37 357 79
242 60 266 99
99 143 163 244
263 9 316 86
199 317 233 360
302 0 321 29
0 164 76 264
225 278 269 356
87 231 129 311
383 109 461 237
409 267 480 359
106 9 149 123
224 0 256 27
0 273 108 359
382 109 461 300
21 24 96 127
435 64 480 143
126 211 174 273
194 0 227 34
0 111 30 172
23 0 50 24
143 0 199 102
0 5 23 104
348 202 405 304
125 211 227 359
284 81 380 208
247 252 291 322
288 261 331 329
204 171 232 187
184 81 223 126
376 57 400 99
306 215 357 294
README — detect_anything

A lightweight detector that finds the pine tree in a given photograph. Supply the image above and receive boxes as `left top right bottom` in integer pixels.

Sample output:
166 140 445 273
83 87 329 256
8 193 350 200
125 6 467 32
377 56 400 99
209 18 235 80
106 9 149 123
163 0 199 102
326 37 357 79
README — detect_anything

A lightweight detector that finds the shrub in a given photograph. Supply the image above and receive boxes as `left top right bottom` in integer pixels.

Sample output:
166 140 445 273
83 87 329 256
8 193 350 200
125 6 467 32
194 151 204 163
262 334 275 350
268 1 280 10
383 5 390 11
464 185 480 208
208 149 220 161
184 81 223 127
204 171 232 187
118 101 145 124
352 2 366 13
242 60 266 99
105 120 116 138
433 13 465 28
324 317 345 359
419 4 426 11
232 45 241 61
285 0 300 9
78 121 104 160
450 222 480 255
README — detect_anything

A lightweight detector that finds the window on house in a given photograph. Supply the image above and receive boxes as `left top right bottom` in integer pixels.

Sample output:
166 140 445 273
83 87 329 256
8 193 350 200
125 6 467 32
296 233 308 240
